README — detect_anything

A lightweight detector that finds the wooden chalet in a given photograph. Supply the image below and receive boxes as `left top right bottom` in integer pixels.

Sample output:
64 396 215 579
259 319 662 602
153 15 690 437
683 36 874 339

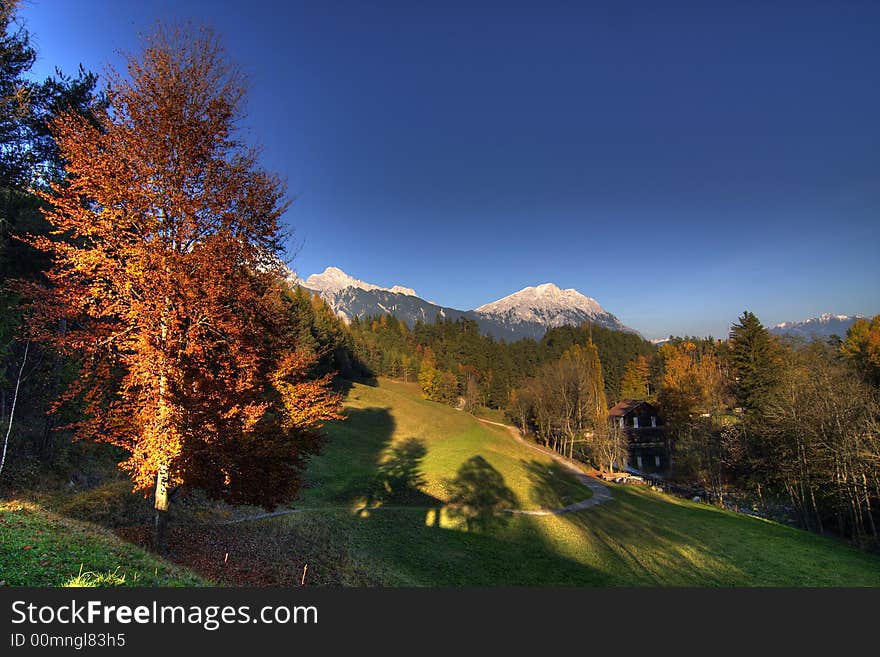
607 399 668 473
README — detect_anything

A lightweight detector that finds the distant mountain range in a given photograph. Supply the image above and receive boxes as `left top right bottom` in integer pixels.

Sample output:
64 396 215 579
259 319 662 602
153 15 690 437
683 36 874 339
770 313 865 340
289 266 634 341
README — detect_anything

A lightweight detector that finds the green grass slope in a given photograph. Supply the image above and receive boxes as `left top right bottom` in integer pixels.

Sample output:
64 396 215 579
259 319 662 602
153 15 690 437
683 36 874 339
278 378 880 586
0 500 208 587
302 378 590 510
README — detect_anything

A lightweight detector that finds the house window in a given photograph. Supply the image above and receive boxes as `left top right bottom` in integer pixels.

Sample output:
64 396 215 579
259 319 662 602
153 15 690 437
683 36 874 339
637 456 643 469
633 416 639 428
651 416 657 428
655 455 661 467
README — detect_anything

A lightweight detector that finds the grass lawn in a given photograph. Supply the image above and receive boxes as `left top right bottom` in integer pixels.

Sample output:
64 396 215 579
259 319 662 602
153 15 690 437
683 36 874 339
302 378 591 510
472 405 507 424
8 377 880 587
274 378 880 586
0 500 207 586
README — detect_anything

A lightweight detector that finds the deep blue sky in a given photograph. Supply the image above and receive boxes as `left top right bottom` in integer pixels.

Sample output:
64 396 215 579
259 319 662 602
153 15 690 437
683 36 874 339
19 0 880 338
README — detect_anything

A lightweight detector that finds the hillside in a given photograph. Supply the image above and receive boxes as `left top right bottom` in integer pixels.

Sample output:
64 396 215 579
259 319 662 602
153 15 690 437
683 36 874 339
263 378 880 586
300 378 590 510
0 500 207 586
5 378 880 587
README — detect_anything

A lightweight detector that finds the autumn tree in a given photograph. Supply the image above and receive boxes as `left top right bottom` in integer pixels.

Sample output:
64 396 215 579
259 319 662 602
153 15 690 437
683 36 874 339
751 342 880 540
588 421 629 474
435 370 460 405
418 346 439 399
841 315 880 387
508 387 532 434
27 26 341 551
459 363 481 412
513 342 607 458
657 340 727 425
619 354 651 401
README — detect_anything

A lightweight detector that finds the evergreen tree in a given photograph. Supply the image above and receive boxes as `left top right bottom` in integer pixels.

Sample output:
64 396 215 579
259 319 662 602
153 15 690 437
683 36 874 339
728 311 779 414
1 1 104 465
0 0 35 190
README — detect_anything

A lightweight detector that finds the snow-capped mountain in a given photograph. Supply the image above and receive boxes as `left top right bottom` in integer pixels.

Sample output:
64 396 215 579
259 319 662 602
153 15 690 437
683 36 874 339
770 313 864 340
292 266 636 340
304 266 418 298
475 283 630 337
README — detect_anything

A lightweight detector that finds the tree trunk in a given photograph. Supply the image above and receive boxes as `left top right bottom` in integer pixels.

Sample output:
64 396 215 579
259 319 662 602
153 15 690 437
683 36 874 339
40 319 67 462
810 487 823 534
153 302 172 554
0 341 29 481
863 473 877 539
153 465 170 553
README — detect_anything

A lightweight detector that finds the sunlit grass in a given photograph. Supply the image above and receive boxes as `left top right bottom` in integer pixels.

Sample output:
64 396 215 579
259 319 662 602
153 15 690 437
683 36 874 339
64 565 130 587
285 378 880 586
304 378 591 510
0 500 207 587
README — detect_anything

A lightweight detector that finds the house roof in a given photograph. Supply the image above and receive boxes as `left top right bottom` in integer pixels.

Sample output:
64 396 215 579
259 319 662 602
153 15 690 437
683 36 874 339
608 399 655 418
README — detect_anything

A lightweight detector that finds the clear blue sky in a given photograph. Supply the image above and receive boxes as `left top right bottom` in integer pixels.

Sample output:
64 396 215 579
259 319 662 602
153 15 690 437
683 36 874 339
19 0 880 339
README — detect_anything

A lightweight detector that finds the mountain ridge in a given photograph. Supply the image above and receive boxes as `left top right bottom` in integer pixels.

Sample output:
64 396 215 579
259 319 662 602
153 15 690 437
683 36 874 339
290 266 635 340
770 313 865 340
304 266 419 298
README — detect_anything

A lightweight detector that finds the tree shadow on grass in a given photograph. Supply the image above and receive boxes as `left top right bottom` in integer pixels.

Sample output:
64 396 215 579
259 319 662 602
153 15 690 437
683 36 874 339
301 405 618 584
519 461 732 584
445 456 517 533
305 407 397 503
365 438 440 508
332 374 377 397
310 406 442 512
522 460 592 510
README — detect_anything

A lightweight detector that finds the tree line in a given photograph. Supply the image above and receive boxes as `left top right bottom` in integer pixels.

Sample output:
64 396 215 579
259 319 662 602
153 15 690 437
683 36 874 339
346 313 657 409
347 303 880 547
654 312 880 547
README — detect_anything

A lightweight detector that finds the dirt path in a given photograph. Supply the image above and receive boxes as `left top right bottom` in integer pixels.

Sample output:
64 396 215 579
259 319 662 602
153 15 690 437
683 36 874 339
225 418 612 525
476 418 612 515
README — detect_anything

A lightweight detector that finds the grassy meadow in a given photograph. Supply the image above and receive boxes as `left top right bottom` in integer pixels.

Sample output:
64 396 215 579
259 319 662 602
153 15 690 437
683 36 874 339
0 500 206 587
4 377 880 587
273 378 880 586
300 378 590 510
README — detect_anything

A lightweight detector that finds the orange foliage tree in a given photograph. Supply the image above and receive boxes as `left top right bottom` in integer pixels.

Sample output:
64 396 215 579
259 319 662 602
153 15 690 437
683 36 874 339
657 341 727 424
27 26 341 550
842 315 880 386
